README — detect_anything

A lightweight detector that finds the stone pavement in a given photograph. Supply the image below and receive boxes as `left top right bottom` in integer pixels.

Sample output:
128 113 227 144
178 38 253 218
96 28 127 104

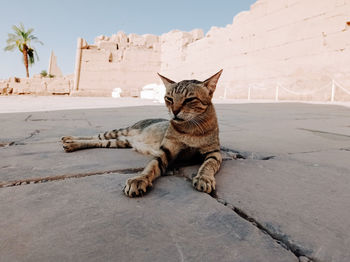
0 103 349 262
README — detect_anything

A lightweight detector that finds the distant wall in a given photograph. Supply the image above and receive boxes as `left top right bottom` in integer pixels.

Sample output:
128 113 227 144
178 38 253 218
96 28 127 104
160 0 350 101
0 75 73 96
72 0 350 101
3 0 350 101
73 32 162 97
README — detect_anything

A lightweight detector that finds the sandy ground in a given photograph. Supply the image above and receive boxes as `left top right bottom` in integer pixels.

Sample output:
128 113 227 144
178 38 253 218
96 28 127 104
0 95 349 113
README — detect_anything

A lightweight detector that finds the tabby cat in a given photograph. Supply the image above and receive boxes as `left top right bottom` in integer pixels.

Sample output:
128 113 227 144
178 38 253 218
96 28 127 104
62 70 223 197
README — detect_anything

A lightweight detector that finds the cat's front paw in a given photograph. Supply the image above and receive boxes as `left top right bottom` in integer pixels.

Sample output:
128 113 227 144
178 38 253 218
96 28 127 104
192 175 216 194
124 176 152 197
61 136 74 143
62 139 79 152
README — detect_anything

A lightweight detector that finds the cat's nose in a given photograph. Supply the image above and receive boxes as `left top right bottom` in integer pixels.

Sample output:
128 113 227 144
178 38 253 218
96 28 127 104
172 109 180 116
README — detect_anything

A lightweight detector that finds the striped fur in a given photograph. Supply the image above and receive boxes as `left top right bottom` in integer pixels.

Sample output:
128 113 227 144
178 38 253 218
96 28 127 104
62 70 223 197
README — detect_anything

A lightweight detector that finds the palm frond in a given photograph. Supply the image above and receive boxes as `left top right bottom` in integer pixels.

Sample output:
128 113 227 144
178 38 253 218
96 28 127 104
26 28 34 36
28 35 43 45
4 44 17 51
28 35 37 40
6 37 18 46
35 39 44 45
11 25 22 37
19 23 26 32
6 33 19 41
33 48 39 61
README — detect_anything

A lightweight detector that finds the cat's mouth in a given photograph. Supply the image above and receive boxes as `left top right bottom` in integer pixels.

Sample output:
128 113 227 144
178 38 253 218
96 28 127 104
172 116 185 122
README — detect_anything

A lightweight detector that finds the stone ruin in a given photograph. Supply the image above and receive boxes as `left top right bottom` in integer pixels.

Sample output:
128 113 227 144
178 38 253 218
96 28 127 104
72 29 203 97
1 0 350 101
48 51 63 77
0 51 72 96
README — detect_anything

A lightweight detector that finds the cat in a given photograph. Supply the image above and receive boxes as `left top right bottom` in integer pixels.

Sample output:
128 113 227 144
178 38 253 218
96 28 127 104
62 70 223 197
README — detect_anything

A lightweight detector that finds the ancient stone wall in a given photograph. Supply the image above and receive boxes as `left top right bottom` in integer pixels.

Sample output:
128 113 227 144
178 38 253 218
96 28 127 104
0 75 73 96
73 30 205 97
72 0 350 101
73 32 161 97
2 0 350 101
0 49 71 96
160 0 350 101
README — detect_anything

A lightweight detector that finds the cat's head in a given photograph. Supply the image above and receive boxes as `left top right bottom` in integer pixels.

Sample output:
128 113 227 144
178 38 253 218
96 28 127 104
158 70 223 122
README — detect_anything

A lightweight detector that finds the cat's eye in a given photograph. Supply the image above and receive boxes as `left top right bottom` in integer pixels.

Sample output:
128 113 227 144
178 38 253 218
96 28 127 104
164 96 173 104
183 97 197 104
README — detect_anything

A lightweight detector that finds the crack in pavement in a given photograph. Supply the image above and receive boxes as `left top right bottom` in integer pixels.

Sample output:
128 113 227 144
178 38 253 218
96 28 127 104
170 166 314 262
0 166 315 262
0 167 144 188
220 146 276 160
213 197 314 262
0 147 274 188
0 147 311 260
287 147 350 155
0 129 40 148
298 128 350 140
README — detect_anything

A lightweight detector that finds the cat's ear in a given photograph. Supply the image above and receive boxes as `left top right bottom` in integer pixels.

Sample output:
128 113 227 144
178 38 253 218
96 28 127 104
157 73 175 88
203 69 223 96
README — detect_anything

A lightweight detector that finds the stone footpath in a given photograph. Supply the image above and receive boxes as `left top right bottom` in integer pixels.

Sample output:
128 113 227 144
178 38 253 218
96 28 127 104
0 103 349 262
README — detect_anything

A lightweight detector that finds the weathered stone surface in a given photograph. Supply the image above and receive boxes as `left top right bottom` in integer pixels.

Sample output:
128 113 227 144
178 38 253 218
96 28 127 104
0 175 297 262
48 51 63 77
72 0 350 101
217 103 350 154
215 158 350 262
0 75 73 95
1 101 349 262
0 106 167 182
218 103 350 262
2 0 350 100
173 103 350 262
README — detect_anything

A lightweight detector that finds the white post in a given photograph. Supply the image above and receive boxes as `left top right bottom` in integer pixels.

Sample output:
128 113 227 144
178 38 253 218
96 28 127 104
275 84 279 101
248 86 251 100
331 79 335 102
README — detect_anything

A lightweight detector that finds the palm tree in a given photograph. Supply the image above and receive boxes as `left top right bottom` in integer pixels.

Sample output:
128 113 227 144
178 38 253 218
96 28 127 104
4 23 43 78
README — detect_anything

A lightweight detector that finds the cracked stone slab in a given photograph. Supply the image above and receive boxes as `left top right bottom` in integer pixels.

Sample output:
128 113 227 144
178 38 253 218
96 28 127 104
211 158 350 262
218 103 350 155
1 103 349 182
0 174 297 262
1 102 350 262
0 107 168 182
0 141 150 182
286 149 350 171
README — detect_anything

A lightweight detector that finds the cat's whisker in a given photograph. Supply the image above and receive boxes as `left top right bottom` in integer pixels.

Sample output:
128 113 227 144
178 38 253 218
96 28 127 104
190 118 205 135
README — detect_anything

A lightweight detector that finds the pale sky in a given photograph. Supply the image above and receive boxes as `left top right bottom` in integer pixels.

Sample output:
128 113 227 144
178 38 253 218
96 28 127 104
0 0 256 79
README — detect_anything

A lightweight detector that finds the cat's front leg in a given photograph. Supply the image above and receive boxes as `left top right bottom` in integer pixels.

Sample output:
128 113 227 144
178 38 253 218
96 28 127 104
124 144 178 197
193 150 222 194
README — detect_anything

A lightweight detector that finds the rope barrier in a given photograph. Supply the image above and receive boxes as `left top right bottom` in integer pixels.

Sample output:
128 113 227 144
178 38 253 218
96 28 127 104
224 79 350 102
279 82 331 96
334 80 350 95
